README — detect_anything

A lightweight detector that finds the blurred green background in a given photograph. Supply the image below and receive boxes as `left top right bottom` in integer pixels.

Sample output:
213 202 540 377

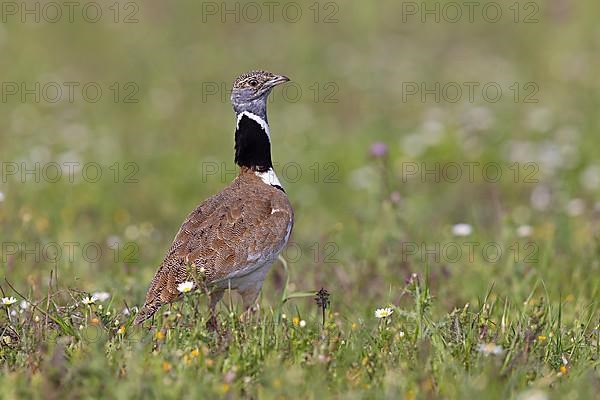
1 0 599 335
2 1 600 398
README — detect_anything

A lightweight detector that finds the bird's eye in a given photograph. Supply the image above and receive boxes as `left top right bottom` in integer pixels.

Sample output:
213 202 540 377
248 79 258 87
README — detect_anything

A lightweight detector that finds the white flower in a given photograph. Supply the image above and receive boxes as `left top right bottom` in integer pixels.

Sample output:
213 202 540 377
477 343 504 356
516 225 533 238
531 185 551 211
566 198 585 216
177 281 194 293
125 225 140 240
299 320 306 328
399 331 405 338
19 300 28 310
517 389 548 400
106 235 121 248
82 296 97 305
581 165 600 190
92 292 110 302
452 223 472 237
374 307 393 319
2 297 17 306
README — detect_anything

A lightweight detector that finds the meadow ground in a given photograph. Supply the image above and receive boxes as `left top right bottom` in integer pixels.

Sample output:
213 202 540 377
1 1 599 398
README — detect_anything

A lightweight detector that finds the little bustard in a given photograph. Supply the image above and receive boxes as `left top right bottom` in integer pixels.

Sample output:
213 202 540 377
134 71 294 326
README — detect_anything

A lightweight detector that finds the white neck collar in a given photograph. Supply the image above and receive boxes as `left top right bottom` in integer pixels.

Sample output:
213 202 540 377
255 168 282 188
236 111 270 140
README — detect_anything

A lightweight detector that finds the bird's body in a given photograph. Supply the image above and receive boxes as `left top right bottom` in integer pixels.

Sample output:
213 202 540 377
134 71 293 326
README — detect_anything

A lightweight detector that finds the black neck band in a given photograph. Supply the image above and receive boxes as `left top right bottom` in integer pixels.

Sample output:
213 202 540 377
234 114 272 172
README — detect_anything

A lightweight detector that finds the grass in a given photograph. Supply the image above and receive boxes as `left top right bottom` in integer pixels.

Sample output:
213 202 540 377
1 268 598 398
1 0 600 398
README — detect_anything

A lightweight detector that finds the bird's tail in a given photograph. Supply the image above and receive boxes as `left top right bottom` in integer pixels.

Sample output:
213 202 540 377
133 301 160 325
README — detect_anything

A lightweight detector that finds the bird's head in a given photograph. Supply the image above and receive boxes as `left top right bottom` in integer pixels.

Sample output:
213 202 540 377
230 70 290 117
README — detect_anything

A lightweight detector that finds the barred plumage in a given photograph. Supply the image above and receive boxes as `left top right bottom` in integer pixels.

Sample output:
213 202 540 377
135 71 293 326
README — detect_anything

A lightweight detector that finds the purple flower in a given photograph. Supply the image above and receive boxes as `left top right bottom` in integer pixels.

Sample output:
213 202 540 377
370 141 388 158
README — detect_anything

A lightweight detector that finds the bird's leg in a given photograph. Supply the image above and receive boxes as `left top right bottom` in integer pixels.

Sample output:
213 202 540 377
239 286 261 323
206 289 224 332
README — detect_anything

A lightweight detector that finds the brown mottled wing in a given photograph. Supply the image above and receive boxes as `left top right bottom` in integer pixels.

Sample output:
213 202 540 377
133 189 225 324
134 177 293 324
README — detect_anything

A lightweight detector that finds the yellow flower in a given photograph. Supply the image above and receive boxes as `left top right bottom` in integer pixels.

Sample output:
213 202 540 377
155 331 165 340
219 384 230 394
292 316 300 326
565 294 575 302
162 361 172 373
559 365 567 375
90 318 100 325
537 335 547 342
191 348 200 358
117 325 126 335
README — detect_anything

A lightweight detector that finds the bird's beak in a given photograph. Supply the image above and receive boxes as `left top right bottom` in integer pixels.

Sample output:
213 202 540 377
269 75 291 87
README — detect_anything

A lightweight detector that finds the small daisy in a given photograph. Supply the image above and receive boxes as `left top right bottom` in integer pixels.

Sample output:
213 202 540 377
177 281 194 293
299 320 306 328
516 225 533 238
517 389 548 400
374 307 393 319
477 343 504 356
92 292 110 302
566 198 585 216
82 296 97 305
452 223 473 237
2 297 17 306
